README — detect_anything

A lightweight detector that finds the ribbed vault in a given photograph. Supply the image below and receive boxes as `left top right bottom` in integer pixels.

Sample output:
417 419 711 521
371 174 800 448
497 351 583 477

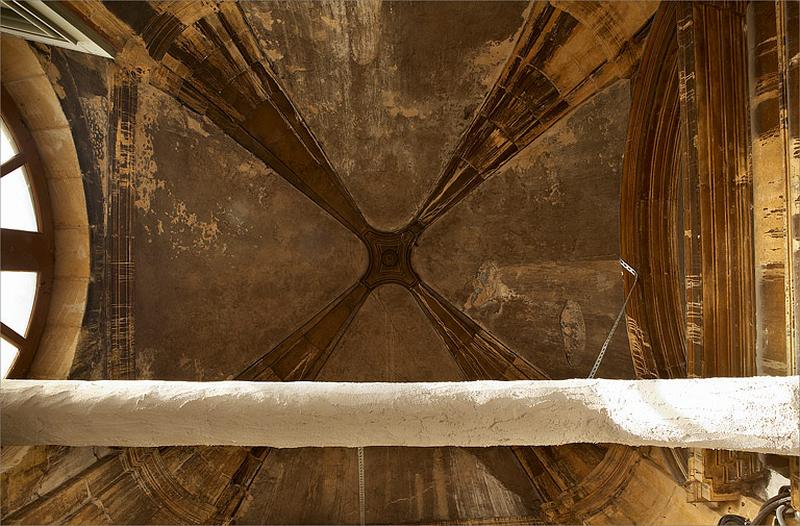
1 1 667 524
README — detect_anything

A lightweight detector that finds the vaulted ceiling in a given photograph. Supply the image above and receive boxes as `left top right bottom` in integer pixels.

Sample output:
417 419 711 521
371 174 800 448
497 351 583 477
3 1 661 523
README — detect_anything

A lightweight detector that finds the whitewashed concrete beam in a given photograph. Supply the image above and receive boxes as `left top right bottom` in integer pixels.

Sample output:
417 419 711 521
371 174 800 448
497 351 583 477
1 377 798 454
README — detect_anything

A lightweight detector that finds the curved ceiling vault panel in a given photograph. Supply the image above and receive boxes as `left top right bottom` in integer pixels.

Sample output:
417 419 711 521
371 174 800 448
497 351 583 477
414 80 634 380
619 2 685 380
236 448 360 525
238 446 542 524
317 284 463 382
93 0 373 239
1 2 667 524
413 1 655 229
240 1 530 231
133 85 367 381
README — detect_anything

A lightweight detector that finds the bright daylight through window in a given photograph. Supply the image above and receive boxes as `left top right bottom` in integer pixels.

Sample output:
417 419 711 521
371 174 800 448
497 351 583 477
1 112 47 378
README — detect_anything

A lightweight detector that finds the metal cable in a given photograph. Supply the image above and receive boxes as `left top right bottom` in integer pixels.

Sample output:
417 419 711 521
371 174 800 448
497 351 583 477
358 446 366 526
588 258 639 379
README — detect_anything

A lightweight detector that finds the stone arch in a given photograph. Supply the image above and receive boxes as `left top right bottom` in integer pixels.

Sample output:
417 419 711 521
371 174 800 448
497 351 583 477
1 36 91 379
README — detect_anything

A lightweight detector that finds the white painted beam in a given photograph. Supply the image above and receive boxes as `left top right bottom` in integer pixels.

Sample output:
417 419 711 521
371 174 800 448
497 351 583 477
1 377 798 454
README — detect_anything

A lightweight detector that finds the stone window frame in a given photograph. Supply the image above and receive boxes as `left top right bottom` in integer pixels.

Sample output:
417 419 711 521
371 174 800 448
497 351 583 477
1 36 91 380
1 85 55 377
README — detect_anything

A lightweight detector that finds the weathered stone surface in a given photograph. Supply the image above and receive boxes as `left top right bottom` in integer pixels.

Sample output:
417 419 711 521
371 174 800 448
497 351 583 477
362 447 540 523
5 0 794 522
414 80 634 379
133 86 367 380
242 1 529 231
317 284 463 382
236 448 359 525
747 0 800 378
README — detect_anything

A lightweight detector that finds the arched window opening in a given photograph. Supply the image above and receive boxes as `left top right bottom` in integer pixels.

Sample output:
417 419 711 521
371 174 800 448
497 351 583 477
0 87 54 378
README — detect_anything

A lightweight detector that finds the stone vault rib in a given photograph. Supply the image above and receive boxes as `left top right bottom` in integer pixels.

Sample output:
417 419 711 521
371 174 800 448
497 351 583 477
237 281 371 382
1 281 372 525
413 1 656 229
2 377 798 454
410 280 644 523
67 1 372 238
410 281 548 381
28 5 378 517
210 280 371 521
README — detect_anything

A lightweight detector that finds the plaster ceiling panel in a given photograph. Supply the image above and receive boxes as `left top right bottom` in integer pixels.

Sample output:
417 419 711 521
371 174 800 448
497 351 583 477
413 80 634 379
241 1 529 231
132 84 367 381
316 284 463 382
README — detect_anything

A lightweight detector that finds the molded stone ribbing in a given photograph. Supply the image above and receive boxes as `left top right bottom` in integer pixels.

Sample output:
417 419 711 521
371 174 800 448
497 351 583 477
1 377 797 454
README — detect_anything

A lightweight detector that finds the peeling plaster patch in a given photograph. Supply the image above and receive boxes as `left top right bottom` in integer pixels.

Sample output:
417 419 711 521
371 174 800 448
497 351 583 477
320 15 341 32
133 83 229 254
381 90 425 119
348 0 382 65
166 200 221 254
285 65 309 75
258 9 275 31
133 84 166 214
132 172 167 213
464 261 520 316
471 37 516 90
266 48 284 62
80 96 110 192
311 27 330 43
45 61 67 99
185 114 210 138
236 159 274 205
466 1 529 92
559 299 586 367
522 124 580 155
